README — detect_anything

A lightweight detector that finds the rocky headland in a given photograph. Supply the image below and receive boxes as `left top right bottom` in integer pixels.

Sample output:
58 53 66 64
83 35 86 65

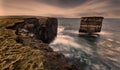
0 17 81 70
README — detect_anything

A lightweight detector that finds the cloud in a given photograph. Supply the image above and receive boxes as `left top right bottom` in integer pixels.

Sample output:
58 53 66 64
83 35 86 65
76 9 120 18
109 0 120 7
104 9 120 18
0 0 4 15
0 0 120 18
35 0 89 8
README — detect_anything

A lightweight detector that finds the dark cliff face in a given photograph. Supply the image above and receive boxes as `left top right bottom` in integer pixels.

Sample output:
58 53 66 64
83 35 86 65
0 17 80 70
39 18 58 43
7 17 58 43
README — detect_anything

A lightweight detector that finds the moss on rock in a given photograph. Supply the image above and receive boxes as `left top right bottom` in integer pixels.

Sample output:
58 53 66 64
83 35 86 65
0 17 80 70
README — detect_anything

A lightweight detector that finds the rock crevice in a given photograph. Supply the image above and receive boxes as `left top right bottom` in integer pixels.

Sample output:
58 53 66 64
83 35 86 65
7 17 58 43
0 17 80 70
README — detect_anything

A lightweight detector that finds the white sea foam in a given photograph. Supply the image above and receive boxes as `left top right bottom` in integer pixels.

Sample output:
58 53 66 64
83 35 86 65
65 30 79 34
107 38 114 41
57 26 64 33
116 41 120 44
50 33 93 55
50 19 120 70
99 31 112 35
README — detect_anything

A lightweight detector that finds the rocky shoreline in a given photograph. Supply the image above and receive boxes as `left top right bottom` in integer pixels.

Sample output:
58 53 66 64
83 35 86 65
0 17 81 70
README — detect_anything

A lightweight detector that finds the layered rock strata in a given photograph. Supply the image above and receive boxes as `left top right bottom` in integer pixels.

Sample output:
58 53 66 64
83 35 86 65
0 17 80 70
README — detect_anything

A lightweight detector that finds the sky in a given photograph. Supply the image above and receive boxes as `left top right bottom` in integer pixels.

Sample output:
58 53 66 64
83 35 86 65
0 0 120 18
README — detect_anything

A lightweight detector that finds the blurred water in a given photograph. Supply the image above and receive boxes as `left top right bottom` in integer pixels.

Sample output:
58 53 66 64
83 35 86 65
50 18 120 70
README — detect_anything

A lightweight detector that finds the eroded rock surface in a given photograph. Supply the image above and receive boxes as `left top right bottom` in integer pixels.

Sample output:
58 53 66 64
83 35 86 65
7 17 58 43
0 17 80 70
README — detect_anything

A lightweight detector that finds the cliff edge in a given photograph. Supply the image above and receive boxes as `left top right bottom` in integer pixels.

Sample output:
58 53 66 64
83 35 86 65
0 17 80 70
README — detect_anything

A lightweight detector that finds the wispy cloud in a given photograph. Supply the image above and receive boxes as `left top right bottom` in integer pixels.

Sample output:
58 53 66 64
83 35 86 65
1 0 120 18
35 0 89 8
0 0 4 15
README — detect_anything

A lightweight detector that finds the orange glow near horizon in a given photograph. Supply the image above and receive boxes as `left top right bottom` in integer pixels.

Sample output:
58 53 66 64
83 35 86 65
0 0 5 16
0 0 120 18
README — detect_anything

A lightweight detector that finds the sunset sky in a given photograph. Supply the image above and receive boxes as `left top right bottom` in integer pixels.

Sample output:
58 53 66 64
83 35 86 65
0 0 120 18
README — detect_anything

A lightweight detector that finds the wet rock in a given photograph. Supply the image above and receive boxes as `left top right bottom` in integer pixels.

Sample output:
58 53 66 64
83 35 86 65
0 17 80 70
39 18 58 43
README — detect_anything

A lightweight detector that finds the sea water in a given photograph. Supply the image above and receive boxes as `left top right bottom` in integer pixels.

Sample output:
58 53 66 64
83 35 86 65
50 18 120 70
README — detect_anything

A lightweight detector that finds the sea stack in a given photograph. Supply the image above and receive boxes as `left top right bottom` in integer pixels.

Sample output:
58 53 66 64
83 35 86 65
79 17 104 34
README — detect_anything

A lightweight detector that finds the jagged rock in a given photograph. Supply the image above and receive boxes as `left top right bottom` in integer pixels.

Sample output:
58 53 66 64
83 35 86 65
0 17 80 70
39 17 58 43
7 17 58 43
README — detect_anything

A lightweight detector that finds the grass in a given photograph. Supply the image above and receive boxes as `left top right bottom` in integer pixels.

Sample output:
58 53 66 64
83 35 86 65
0 18 45 70
0 17 79 70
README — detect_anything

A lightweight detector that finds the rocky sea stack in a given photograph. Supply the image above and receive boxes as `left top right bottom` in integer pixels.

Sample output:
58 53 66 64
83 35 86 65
0 17 80 70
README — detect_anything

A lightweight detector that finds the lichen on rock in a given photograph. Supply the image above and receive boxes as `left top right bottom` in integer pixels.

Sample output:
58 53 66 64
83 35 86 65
0 17 80 70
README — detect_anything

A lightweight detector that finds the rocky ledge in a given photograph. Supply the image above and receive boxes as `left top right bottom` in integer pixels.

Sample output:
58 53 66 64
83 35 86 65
0 17 81 70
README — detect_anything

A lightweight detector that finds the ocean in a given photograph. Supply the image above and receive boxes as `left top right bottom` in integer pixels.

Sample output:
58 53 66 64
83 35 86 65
50 18 120 70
